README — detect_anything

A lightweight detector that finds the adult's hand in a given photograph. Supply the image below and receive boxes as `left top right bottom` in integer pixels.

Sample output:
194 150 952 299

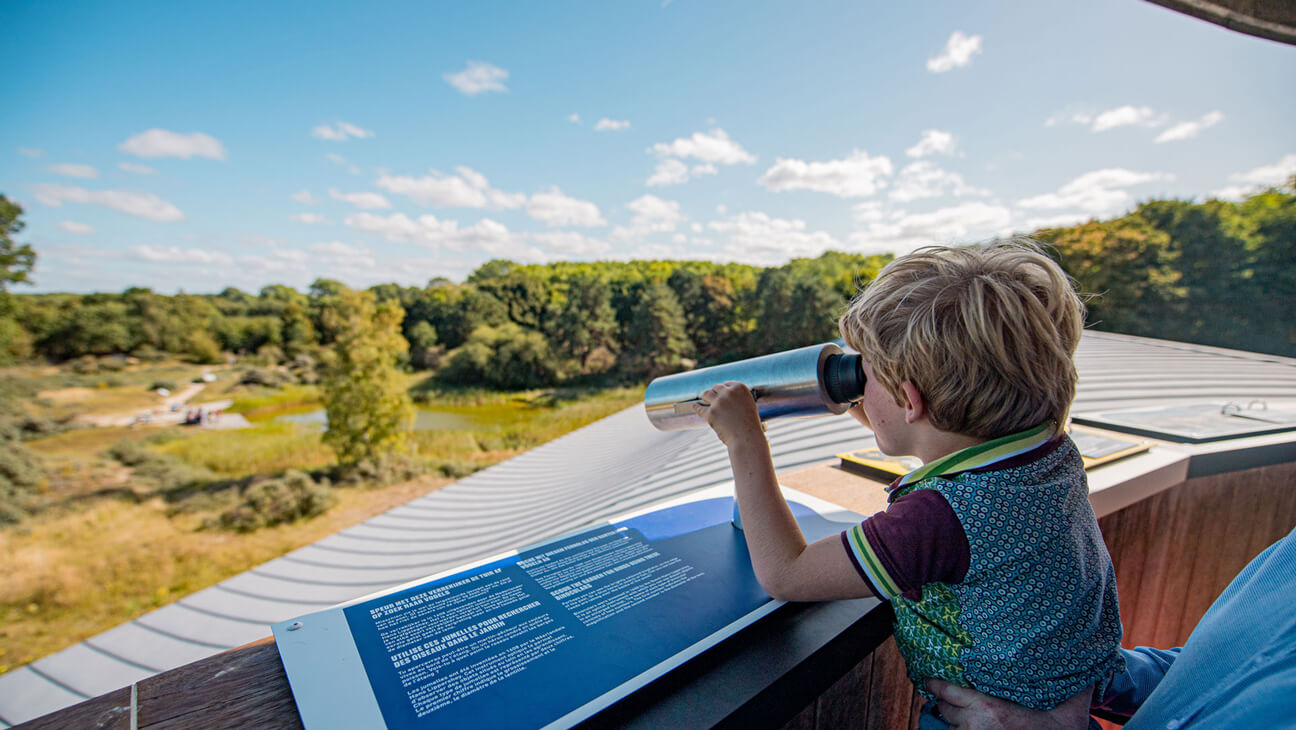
925 679 1092 730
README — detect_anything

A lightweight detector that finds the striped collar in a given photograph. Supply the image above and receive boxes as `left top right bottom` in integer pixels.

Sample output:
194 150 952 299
889 421 1056 493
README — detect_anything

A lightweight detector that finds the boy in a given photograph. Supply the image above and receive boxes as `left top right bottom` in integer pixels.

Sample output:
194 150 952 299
694 241 1123 727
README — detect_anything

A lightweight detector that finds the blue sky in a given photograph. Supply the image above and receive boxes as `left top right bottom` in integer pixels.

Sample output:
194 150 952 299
3 0 1293 294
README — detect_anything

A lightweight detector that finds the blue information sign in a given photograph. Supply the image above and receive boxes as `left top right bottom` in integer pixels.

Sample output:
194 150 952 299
274 492 857 729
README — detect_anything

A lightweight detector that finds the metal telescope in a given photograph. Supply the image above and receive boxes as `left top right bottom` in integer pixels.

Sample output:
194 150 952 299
644 342 865 431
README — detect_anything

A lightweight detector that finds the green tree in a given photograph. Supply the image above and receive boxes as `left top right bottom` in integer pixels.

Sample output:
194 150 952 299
1037 217 1182 336
1238 179 1296 352
0 195 36 292
619 282 693 379
750 266 843 353
668 269 745 365
0 195 36 364
406 320 439 370
318 288 414 466
44 299 133 358
441 323 559 390
551 274 619 374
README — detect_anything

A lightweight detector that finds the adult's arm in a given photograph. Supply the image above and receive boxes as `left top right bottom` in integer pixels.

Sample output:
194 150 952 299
926 679 1092 730
926 646 1181 728
1090 646 1181 723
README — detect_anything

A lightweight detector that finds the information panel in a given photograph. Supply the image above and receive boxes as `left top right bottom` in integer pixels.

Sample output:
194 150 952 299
273 488 859 730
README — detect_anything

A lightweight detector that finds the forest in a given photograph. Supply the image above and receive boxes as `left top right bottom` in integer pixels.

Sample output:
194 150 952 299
2 180 1293 382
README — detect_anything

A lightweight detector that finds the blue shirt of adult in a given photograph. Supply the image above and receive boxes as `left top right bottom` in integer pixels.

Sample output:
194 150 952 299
1093 526 1296 729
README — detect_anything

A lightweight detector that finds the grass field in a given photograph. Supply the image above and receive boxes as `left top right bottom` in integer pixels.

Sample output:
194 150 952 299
1 363 643 674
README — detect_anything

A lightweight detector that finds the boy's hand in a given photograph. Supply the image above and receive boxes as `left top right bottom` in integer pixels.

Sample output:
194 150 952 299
693 381 763 448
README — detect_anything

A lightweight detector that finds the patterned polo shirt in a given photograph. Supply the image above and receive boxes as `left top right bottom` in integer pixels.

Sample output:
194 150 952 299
840 423 1125 710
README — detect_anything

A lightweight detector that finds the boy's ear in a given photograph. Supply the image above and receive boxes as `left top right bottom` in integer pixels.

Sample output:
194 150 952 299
900 381 926 424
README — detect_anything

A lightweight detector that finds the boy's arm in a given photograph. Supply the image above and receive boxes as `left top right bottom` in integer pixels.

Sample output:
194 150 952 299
696 381 875 602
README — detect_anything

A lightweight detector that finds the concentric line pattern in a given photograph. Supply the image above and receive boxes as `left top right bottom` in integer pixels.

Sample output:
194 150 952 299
3 330 1295 726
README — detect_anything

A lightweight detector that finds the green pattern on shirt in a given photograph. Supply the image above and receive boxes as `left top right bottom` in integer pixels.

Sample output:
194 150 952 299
892 582 972 688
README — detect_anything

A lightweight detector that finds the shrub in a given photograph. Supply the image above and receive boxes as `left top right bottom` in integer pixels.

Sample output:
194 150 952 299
333 454 425 487
0 446 43 525
149 380 178 392
253 344 284 366
0 384 44 524
131 344 168 362
239 368 293 388
68 355 101 374
186 331 224 364
216 470 336 532
109 438 214 493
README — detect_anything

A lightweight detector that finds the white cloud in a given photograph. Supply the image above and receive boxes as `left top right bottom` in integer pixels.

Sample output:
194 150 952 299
344 212 541 260
311 121 375 141
649 128 755 165
119 162 157 175
758 149 894 198
567 113 581 124
291 189 317 205
48 163 99 179
709 211 841 263
292 212 331 225
852 201 886 225
850 202 1013 253
906 130 956 158
329 188 392 210
309 241 365 256
1091 106 1163 133
118 129 227 159
1210 153 1296 199
531 231 612 256
1017 168 1174 215
889 161 989 203
133 245 233 264
1231 153 1296 185
443 61 509 95
692 163 718 177
324 152 362 175
1044 109 1095 128
595 118 631 132
526 187 606 227
627 194 684 231
1021 213 1093 230
376 167 525 209
1155 110 1224 143
58 221 95 235
612 194 686 242
927 31 982 73
646 159 691 187
33 184 184 222
306 241 376 269
17 147 43 158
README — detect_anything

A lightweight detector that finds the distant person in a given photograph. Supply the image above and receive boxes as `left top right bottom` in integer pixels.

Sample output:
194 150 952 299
926 525 1296 729
695 241 1123 728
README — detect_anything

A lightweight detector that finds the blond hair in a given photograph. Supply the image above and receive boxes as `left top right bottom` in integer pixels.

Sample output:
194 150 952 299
839 239 1084 439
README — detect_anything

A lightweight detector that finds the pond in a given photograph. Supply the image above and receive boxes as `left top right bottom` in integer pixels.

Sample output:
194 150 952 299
273 403 532 431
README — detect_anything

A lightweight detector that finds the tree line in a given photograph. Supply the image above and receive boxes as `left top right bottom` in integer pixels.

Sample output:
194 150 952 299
1 180 1292 385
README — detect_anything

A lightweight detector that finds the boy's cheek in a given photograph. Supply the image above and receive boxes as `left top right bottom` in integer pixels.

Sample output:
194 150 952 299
848 403 871 428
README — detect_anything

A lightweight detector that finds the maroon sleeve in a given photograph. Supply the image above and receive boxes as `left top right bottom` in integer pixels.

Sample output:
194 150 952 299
860 489 970 599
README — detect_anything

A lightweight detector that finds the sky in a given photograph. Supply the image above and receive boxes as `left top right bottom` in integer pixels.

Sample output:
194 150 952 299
2 0 1294 294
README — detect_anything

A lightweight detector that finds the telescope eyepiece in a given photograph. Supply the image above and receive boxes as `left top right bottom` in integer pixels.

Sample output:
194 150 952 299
823 353 865 405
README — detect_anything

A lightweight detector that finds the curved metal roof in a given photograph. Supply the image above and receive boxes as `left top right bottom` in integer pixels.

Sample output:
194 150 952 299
3 330 1296 726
